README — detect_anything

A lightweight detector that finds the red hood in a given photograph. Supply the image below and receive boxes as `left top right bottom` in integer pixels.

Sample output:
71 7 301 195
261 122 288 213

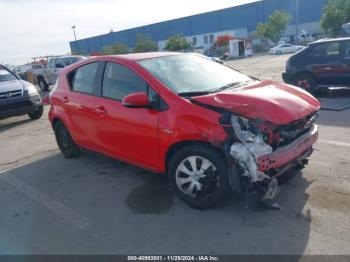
192 80 320 125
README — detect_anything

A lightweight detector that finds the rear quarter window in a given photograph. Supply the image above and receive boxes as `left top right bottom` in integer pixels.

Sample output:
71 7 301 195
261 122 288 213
70 62 99 94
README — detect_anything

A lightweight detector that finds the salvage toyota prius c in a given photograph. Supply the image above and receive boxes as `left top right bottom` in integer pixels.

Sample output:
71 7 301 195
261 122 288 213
47 52 320 209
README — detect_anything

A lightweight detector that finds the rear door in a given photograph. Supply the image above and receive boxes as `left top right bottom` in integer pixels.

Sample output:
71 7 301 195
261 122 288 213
62 62 100 149
94 61 159 170
308 41 344 85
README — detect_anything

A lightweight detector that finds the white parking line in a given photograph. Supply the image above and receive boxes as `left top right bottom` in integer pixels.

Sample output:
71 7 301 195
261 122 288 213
318 140 350 148
0 175 92 229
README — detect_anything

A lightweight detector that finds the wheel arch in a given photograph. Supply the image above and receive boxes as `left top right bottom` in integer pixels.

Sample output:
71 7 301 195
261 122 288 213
164 140 226 175
293 70 317 82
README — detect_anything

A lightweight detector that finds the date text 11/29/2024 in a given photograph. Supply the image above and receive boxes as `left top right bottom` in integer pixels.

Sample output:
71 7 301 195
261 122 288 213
127 256 219 261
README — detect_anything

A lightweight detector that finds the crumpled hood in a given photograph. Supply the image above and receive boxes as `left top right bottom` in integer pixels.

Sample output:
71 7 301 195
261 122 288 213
0 79 25 93
192 80 321 125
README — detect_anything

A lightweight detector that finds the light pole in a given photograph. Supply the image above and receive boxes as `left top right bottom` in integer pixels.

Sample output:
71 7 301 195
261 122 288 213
71 25 79 54
295 0 299 44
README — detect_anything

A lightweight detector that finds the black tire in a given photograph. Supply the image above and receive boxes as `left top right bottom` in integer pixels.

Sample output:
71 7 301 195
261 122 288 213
293 73 318 94
54 121 80 158
276 50 282 55
38 77 49 92
28 105 43 120
169 145 230 209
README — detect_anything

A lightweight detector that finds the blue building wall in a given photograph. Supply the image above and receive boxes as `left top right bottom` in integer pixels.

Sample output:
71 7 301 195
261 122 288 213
70 0 328 54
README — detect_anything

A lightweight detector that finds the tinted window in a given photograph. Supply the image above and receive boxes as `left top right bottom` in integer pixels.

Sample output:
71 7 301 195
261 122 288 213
309 42 340 57
72 62 98 94
102 62 148 100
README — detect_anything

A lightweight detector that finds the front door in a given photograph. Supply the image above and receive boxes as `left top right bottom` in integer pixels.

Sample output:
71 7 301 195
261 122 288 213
94 61 159 170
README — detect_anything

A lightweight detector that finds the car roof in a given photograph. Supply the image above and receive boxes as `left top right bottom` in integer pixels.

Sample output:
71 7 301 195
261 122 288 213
102 52 180 61
309 37 350 45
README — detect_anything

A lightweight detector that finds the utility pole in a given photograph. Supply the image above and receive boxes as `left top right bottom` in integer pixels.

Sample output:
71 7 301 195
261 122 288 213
295 0 299 44
71 25 79 54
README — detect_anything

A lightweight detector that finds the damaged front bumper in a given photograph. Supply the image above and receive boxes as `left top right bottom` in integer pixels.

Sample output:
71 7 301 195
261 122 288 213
226 114 319 208
257 124 318 175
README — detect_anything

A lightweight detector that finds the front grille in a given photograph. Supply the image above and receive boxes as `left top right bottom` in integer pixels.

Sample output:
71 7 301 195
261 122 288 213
277 113 318 146
0 89 23 99
0 100 32 110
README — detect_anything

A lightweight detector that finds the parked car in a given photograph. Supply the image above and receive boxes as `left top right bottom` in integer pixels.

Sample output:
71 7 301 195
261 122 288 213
33 55 85 91
283 37 350 93
0 65 43 120
48 53 320 209
269 44 304 55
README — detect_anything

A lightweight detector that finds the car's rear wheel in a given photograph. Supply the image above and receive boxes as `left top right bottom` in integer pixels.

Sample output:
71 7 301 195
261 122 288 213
54 121 80 158
293 73 318 94
38 77 49 92
28 105 43 120
169 145 229 209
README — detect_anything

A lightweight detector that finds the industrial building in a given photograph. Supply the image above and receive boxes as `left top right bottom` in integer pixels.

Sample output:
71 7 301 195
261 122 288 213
69 0 328 55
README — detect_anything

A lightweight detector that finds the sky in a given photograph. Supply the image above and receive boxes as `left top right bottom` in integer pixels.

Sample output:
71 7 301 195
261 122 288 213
0 0 258 65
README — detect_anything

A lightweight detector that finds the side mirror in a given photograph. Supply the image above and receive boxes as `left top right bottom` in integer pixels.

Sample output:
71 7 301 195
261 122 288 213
122 92 149 108
56 63 64 68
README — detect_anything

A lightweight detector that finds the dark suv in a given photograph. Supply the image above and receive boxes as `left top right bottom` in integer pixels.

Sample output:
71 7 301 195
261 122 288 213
0 65 43 120
283 38 350 93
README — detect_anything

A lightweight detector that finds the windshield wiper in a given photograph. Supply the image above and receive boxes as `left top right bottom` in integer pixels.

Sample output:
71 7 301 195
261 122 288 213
213 82 243 93
177 91 213 97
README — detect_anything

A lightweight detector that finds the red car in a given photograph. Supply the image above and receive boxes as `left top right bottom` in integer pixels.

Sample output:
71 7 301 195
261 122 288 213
48 52 320 209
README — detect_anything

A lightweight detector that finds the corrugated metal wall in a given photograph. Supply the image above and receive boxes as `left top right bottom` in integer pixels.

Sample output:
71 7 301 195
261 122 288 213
70 0 327 54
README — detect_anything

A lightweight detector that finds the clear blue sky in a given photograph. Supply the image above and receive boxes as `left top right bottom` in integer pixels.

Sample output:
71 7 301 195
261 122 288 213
0 0 258 64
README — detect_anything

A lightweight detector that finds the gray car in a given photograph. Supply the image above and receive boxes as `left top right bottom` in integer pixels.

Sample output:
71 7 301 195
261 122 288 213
0 65 43 120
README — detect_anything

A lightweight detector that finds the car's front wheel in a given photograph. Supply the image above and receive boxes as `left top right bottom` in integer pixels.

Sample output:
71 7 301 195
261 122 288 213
28 105 43 120
169 145 230 209
54 121 80 158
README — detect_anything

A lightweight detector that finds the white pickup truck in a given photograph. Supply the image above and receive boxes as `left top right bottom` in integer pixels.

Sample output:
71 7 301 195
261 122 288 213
33 55 85 91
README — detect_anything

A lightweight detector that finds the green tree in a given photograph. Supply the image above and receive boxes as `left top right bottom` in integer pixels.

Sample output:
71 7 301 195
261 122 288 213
256 10 291 44
321 0 350 37
165 34 191 51
133 33 158 53
101 42 129 55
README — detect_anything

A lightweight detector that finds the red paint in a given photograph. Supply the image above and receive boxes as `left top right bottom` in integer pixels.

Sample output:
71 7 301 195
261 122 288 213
48 53 320 174
122 92 149 107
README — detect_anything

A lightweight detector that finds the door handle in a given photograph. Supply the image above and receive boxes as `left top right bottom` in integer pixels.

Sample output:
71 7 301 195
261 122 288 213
95 106 107 115
62 96 69 103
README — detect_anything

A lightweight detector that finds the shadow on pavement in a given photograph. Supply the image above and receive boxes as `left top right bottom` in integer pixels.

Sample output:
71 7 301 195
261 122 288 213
0 150 312 254
0 118 32 133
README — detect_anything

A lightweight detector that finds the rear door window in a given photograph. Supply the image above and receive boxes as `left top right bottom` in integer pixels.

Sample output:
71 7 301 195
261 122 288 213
102 62 148 101
72 62 99 94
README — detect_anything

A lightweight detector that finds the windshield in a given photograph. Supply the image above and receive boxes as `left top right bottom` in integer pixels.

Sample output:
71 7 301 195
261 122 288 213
137 54 253 95
0 66 18 82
